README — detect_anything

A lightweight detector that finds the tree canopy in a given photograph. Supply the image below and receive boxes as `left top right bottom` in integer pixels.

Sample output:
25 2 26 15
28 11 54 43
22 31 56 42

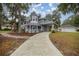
5 3 32 32
58 3 79 27
51 10 61 29
58 3 79 15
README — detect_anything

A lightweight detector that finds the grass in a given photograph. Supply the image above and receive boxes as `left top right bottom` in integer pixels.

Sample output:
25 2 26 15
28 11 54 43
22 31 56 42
49 32 79 56
0 30 11 33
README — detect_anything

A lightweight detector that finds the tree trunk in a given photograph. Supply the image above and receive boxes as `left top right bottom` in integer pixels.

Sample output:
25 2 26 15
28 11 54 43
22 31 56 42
11 15 14 31
0 20 2 30
18 11 22 33
18 19 22 33
0 24 1 30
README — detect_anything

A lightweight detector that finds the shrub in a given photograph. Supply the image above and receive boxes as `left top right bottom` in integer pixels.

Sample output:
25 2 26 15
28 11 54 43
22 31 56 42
76 28 79 32
51 30 55 33
1 28 11 31
21 29 25 33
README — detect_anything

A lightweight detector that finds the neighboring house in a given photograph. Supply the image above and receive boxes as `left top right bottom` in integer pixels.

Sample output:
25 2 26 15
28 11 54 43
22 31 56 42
2 24 11 29
59 25 77 32
21 12 53 33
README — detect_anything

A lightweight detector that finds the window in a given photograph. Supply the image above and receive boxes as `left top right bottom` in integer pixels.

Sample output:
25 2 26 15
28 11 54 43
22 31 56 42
36 18 38 21
33 19 35 21
24 21 26 24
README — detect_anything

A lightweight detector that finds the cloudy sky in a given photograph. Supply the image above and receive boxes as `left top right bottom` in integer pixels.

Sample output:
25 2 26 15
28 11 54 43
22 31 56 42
3 3 73 24
26 3 73 24
27 3 58 17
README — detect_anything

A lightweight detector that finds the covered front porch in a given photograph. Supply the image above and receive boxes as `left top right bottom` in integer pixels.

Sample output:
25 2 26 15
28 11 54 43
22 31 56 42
24 24 52 33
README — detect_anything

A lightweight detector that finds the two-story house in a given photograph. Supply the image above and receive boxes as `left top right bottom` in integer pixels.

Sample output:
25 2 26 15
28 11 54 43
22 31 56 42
21 12 53 33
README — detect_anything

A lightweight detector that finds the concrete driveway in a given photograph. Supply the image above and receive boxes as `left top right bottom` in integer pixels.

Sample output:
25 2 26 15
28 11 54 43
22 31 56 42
11 32 63 56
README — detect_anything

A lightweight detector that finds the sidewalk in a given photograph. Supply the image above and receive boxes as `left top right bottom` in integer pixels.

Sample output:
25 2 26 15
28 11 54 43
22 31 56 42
11 32 63 56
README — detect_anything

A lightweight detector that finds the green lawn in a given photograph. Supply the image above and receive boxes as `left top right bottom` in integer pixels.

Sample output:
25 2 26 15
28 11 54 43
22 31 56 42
0 30 11 33
49 32 79 56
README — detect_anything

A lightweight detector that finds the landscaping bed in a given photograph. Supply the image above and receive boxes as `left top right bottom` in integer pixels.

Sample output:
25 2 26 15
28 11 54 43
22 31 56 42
8 32 37 36
0 34 27 56
49 32 79 56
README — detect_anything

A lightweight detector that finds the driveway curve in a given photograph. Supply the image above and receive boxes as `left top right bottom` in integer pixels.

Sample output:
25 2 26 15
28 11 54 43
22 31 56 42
11 32 63 56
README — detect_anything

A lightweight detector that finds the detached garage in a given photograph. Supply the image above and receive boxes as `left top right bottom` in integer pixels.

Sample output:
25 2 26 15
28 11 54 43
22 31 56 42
59 25 77 32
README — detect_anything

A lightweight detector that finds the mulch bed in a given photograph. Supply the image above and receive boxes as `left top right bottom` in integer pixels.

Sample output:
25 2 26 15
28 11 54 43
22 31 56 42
0 34 27 56
0 32 37 56
8 32 37 36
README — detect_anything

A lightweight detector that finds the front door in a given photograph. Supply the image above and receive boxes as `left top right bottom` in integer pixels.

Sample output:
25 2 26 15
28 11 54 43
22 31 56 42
42 25 48 31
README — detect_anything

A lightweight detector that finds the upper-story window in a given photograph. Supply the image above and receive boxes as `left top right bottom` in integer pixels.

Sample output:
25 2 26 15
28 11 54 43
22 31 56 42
36 18 38 21
24 21 26 24
32 15 38 21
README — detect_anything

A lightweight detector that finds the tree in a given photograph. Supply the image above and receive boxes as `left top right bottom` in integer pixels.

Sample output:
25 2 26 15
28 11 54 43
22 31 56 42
46 14 52 21
45 10 61 30
0 4 4 30
51 10 61 30
58 3 79 27
58 3 79 15
62 14 79 27
45 10 61 31
73 15 79 26
6 3 31 33
62 15 74 25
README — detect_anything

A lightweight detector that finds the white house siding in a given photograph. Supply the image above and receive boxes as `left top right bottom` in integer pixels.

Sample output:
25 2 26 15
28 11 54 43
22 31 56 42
21 12 53 33
61 27 76 32
25 26 28 32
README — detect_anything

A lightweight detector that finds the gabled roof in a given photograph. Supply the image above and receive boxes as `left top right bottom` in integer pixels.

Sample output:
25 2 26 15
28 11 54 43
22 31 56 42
30 11 38 16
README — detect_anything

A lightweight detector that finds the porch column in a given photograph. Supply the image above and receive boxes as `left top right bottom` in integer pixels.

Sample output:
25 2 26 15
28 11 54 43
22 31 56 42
25 25 27 32
47 26 49 31
31 25 33 33
29 25 31 33
30 25 32 33
36 25 38 33
41 25 43 32
31 25 32 33
27 25 29 32
27 25 29 33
